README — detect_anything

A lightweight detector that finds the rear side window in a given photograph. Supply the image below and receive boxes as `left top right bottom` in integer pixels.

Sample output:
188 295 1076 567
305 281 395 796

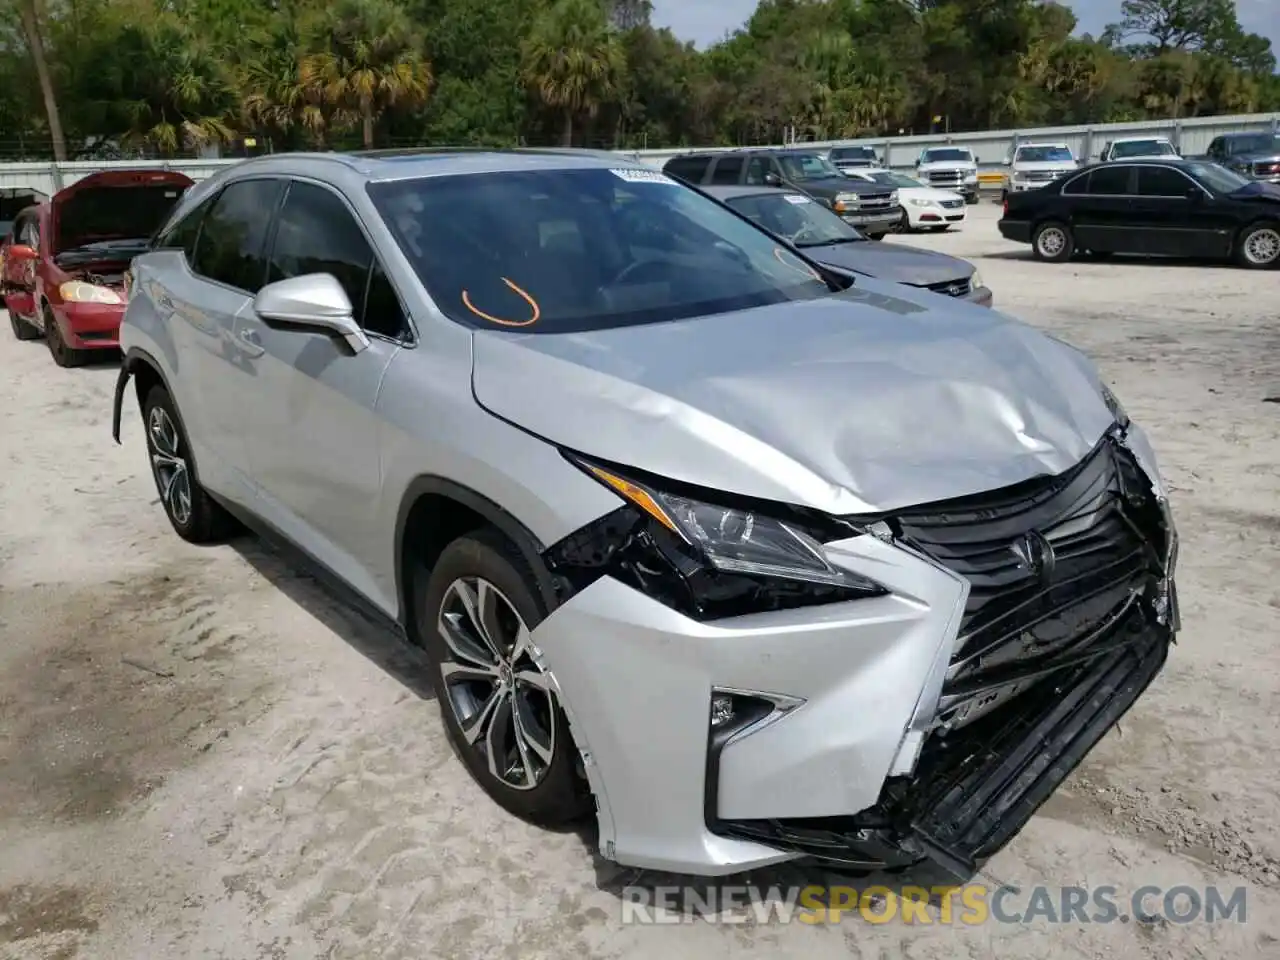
664 156 712 184
709 156 744 185
267 180 406 340
191 179 284 293
1087 165 1131 195
745 157 770 185
154 198 210 262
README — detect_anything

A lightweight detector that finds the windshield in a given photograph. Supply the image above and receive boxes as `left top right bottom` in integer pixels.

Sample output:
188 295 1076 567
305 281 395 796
830 147 875 161
869 171 923 189
921 149 972 163
1230 134 1280 154
367 168 834 334
1184 161 1252 193
776 153 842 181
724 192 864 248
1112 140 1175 158
1015 146 1074 163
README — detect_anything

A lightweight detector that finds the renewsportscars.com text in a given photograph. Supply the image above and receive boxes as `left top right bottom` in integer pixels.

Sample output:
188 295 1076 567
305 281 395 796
620 883 1248 926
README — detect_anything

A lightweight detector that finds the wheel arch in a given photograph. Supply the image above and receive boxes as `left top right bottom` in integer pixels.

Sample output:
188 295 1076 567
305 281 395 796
111 347 208 488
394 477 559 640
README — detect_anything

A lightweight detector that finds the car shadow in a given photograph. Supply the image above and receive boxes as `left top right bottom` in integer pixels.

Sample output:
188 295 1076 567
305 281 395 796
982 249 1240 268
227 534 437 702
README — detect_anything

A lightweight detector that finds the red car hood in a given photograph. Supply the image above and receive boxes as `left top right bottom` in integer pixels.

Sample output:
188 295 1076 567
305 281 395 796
51 169 193 256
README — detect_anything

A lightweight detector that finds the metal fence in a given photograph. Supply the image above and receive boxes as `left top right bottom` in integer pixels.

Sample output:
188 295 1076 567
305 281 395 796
1 112 1277 196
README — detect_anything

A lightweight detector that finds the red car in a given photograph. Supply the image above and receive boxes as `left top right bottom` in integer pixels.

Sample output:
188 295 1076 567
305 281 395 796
2 169 193 366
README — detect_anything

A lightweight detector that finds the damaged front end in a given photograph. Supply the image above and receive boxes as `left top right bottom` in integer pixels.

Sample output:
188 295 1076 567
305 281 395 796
714 430 1178 879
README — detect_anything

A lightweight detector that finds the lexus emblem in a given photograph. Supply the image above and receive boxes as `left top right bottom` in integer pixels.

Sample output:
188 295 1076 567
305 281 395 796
947 284 964 297
1010 529 1056 583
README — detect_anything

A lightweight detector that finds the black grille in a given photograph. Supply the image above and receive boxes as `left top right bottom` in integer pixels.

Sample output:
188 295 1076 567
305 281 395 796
940 199 964 209
922 277 972 297
927 171 963 184
893 439 1166 727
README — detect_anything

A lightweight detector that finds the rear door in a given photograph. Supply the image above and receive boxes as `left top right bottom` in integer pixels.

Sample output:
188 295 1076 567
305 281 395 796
2 209 41 318
236 178 406 598
1068 165 1136 253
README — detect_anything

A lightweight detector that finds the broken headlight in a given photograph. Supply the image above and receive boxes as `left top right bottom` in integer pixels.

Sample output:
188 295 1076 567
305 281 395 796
546 454 886 620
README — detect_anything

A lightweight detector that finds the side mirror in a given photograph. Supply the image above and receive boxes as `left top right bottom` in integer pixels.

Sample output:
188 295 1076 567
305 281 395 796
1001 158 1011 167
253 273 370 354
1186 186 1204 202
5 244 36 263
763 171 781 187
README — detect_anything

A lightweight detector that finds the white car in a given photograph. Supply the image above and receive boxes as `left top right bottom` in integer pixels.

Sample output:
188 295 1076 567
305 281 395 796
914 147 980 203
1099 137 1179 162
846 169 968 231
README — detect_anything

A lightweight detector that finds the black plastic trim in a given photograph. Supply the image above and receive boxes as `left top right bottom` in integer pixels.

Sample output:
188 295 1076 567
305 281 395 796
392 476 558 628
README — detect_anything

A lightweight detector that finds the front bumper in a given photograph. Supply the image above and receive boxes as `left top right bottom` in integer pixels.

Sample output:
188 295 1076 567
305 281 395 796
910 204 968 227
841 209 901 236
999 220 1032 244
533 435 1176 877
967 286 994 307
58 301 126 349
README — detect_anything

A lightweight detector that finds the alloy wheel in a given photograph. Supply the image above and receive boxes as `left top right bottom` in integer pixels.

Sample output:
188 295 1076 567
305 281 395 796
437 576 556 791
1243 227 1280 266
147 406 193 526
1037 226 1067 258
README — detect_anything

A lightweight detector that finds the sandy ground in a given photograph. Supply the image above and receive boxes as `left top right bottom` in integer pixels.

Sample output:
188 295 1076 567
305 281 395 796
2 201 1279 959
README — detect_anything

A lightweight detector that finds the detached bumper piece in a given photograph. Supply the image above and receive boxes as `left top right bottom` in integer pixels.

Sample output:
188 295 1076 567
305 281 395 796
710 437 1175 878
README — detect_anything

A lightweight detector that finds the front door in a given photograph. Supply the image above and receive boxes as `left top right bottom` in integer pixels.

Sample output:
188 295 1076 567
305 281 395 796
1128 165 1218 257
237 179 407 606
2 210 40 318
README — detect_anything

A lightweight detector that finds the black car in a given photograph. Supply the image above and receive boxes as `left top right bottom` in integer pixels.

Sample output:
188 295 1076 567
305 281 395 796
663 148 902 238
703 184 993 306
997 159 1280 269
1205 132 1280 184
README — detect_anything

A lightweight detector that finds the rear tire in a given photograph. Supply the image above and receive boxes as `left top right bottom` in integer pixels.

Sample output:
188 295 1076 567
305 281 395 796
417 528 591 828
1032 221 1074 263
141 384 237 543
1235 222 1280 269
44 307 87 367
8 310 40 341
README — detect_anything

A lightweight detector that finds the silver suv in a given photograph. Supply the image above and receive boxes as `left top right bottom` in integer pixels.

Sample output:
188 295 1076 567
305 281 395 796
113 149 1179 880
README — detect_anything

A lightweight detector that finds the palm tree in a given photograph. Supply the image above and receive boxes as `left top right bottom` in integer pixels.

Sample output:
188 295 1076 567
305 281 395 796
521 0 626 146
17 0 66 162
239 12 311 147
298 0 433 149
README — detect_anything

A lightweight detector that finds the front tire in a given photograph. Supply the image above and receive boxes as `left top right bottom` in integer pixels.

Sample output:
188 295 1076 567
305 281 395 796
1235 222 1280 269
1032 221 1074 262
8 310 40 341
45 307 87 367
141 384 236 543
417 529 590 827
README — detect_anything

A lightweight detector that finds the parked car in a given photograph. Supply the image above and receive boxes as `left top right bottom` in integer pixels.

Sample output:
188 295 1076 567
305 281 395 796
844 169 968 231
1001 142 1079 200
702 184 991 305
998 158 1280 268
113 148 1177 881
1 169 193 364
914 146 980 203
0 187 48 241
1099 138 1178 162
827 145 882 173
1205 132 1280 184
663 148 901 238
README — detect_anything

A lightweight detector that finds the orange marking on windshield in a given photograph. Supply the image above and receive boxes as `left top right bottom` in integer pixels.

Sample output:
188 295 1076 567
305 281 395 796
461 277 541 327
773 246 822 281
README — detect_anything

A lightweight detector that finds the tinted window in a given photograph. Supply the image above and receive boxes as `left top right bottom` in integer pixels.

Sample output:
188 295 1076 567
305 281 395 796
745 157 770 185
1087 166 1131 195
154 198 210 261
1184 161 1250 193
1136 167 1193 197
368 168 832 335
1016 145 1074 163
830 147 875 161
268 181 405 339
1112 140 1176 158
921 148 972 162
664 156 711 184
191 179 283 292
710 156 744 184
725 192 862 247
776 153 841 181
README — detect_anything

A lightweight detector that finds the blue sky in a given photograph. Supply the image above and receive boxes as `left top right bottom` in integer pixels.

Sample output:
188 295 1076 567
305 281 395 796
649 0 1279 50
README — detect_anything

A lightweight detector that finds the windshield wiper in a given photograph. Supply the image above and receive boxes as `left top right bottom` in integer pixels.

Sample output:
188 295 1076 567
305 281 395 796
796 237 863 248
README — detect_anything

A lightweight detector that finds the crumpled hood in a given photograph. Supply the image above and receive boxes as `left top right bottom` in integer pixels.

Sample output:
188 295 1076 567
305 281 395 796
471 279 1115 515
807 240 972 287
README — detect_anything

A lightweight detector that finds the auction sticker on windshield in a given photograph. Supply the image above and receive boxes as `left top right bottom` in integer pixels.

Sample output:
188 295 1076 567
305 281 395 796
610 168 678 185
784 195 811 204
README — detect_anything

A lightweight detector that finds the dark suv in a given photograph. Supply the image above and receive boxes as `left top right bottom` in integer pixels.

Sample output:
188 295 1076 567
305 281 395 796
1205 133 1280 184
663 149 901 239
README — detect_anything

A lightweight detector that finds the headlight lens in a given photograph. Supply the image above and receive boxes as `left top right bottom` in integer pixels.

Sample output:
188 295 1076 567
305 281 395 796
888 190 899 204
60 281 123 305
969 269 984 290
1100 383 1130 428
909 198 932 207
552 457 886 619
834 192 859 204
964 172 978 181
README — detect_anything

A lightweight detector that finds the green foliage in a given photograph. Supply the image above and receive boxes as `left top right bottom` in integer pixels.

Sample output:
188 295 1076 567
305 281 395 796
0 0 1275 159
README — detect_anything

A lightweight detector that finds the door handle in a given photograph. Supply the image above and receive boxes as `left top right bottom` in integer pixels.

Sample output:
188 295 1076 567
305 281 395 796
236 327 265 356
